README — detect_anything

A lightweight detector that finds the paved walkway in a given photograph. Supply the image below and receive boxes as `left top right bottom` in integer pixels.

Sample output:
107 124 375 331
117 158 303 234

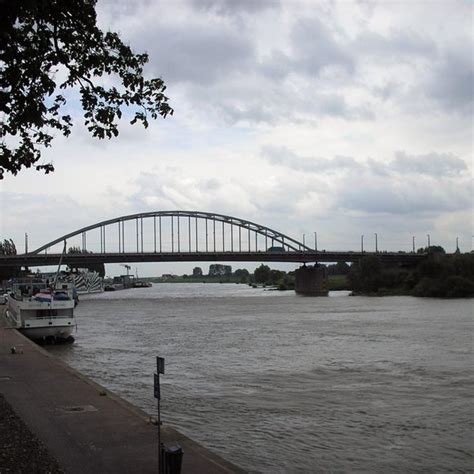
0 311 244 473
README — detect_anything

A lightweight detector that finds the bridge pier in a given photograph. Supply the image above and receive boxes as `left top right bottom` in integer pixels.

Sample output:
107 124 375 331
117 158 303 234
294 264 328 296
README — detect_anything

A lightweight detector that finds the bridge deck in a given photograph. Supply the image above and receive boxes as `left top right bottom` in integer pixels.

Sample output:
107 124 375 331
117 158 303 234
0 251 426 267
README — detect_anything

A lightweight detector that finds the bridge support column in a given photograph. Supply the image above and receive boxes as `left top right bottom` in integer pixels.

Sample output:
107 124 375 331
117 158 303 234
294 264 328 296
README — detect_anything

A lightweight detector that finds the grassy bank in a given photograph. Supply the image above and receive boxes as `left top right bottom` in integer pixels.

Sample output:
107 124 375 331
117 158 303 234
143 274 350 291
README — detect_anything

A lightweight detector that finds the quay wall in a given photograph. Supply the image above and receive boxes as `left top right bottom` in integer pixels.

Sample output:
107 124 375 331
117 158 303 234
0 309 243 473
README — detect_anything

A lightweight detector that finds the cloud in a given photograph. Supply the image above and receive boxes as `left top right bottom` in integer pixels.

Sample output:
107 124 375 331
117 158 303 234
260 147 471 217
189 0 281 15
261 145 360 173
289 17 354 76
355 29 437 60
143 24 255 85
390 151 467 177
337 175 471 215
425 51 474 114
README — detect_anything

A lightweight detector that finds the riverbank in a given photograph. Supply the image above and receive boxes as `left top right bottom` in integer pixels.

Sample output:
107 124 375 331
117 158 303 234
146 274 350 291
0 309 244 473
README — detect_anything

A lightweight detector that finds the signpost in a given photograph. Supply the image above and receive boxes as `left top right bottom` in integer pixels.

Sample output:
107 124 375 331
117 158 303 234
154 357 165 473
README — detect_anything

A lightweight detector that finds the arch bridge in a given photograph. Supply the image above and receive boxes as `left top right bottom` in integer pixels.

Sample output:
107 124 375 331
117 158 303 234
1 210 426 267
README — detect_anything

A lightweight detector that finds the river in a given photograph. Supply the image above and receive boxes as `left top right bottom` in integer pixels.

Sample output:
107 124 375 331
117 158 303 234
48 284 473 472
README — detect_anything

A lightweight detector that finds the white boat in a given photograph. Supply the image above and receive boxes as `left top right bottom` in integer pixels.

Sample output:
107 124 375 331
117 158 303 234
6 280 76 342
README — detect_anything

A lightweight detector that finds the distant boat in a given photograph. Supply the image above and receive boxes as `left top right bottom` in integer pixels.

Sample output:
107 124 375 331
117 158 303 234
67 269 103 294
133 280 152 288
6 279 76 342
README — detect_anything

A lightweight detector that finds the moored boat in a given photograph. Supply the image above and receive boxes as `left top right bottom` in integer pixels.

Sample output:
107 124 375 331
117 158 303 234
5 279 76 342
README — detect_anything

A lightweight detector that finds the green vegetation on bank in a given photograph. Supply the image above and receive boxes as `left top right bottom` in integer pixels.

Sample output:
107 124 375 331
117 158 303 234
145 263 350 291
349 247 474 298
147 250 474 298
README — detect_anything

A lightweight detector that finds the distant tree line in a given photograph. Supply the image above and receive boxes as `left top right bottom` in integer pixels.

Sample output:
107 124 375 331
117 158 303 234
349 247 474 298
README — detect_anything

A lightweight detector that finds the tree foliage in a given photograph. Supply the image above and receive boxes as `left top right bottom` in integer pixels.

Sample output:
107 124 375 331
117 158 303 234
349 252 474 297
208 264 232 276
0 238 20 280
67 245 104 276
0 238 17 255
192 266 203 277
0 0 173 179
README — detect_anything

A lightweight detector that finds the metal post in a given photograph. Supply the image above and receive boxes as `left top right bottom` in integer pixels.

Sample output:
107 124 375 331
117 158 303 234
141 218 144 253
239 226 241 252
222 221 225 252
205 219 208 252
171 216 174 253
195 218 198 252
248 227 250 252
412 236 415 253
122 221 125 253
375 233 378 253
314 232 317 251
154 217 157 253
361 234 364 253
188 216 191 252
213 220 216 252
159 216 162 253
25 233 28 254
427 234 431 248
303 234 305 248
456 236 459 252
136 219 139 253
177 216 180 253
154 357 165 474
231 224 234 252
255 231 257 252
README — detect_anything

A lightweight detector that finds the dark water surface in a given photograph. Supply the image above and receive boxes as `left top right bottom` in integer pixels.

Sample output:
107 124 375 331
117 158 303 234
48 284 473 472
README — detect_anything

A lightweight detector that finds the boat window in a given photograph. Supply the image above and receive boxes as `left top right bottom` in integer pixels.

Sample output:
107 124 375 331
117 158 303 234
36 309 58 317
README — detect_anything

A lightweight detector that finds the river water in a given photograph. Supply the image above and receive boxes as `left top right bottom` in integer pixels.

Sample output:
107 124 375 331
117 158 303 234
48 284 473 472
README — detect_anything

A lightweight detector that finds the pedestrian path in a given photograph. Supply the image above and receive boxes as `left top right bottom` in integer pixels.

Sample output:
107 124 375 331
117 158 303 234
0 311 244 473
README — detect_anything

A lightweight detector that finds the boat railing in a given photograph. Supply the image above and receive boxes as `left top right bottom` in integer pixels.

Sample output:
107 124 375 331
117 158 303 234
29 315 75 321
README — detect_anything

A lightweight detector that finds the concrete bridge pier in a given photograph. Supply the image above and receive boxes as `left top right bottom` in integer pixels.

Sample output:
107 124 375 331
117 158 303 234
294 264 328 296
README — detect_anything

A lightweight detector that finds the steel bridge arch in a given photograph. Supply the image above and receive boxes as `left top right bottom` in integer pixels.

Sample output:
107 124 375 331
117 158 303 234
30 210 311 254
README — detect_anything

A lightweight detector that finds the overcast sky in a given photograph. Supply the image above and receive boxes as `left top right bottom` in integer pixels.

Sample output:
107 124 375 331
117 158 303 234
0 0 472 276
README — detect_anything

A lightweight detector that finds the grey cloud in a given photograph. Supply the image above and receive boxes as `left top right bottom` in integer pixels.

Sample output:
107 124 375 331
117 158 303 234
215 86 374 125
204 178 221 190
260 17 353 82
188 0 280 15
355 29 437 59
367 152 468 177
261 145 360 173
263 147 469 179
338 177 471 215
425 52 473 114
289 17 354 76
391 151 467 177
142 24 255 85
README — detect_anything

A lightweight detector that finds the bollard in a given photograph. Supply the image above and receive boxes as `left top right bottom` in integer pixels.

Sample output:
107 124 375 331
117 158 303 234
160 444 183 474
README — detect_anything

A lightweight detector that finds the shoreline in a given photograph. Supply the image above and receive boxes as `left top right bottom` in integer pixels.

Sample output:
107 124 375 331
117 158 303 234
0 308 244 473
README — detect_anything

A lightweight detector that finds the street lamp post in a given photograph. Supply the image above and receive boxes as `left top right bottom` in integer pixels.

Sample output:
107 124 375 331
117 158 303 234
314 232 318 251
361 235 364 253
427 234 431 248
374 233 378 253
412 236 415 253
303 234 305 249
